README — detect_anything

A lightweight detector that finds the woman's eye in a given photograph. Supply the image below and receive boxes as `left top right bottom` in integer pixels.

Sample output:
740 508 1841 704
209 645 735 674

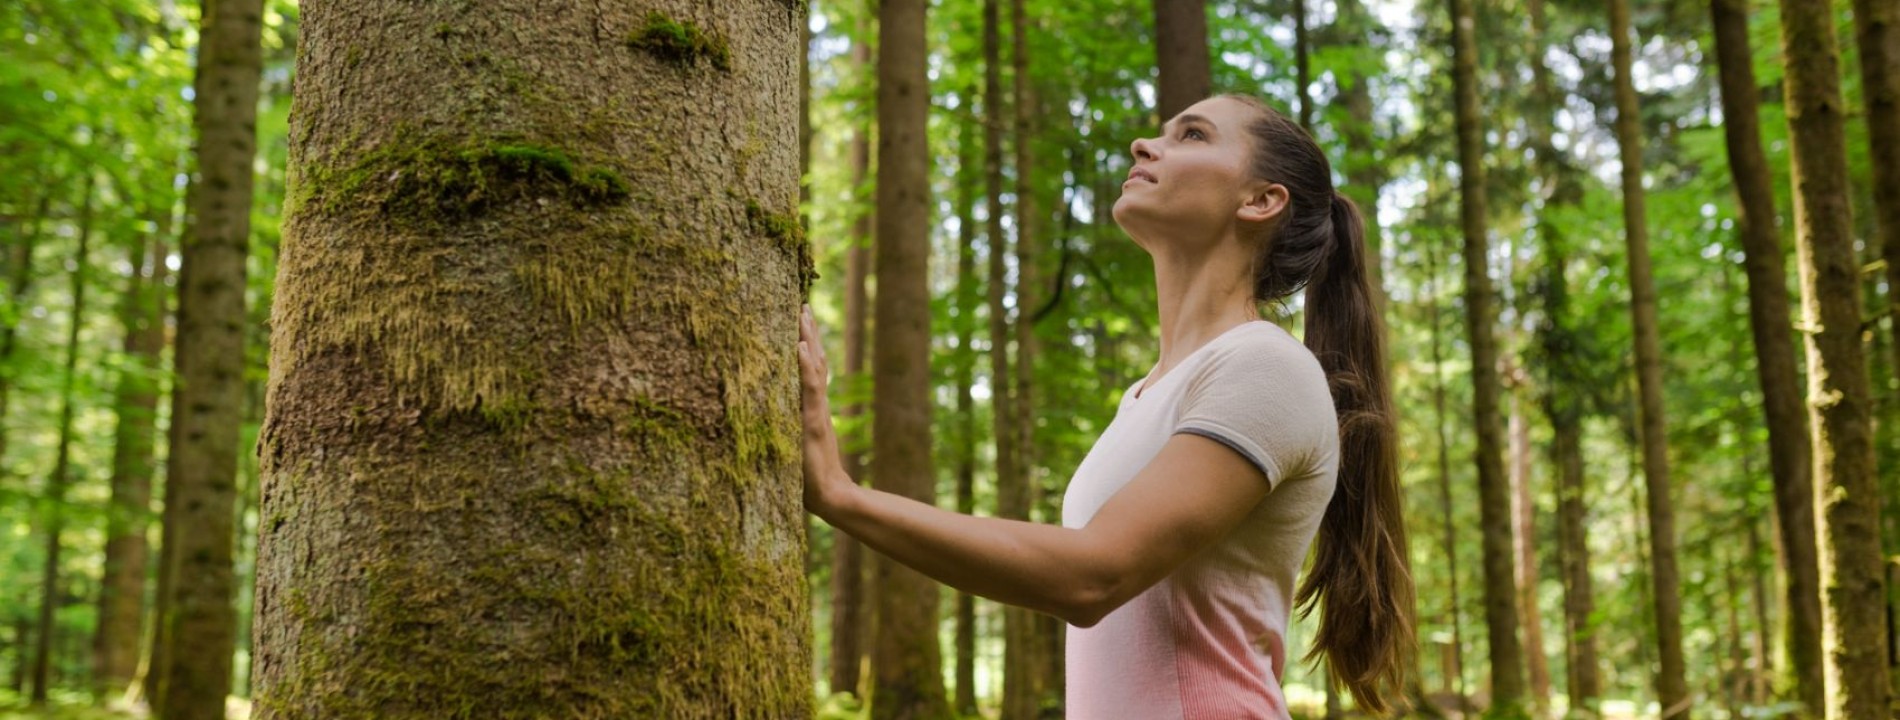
1182 128 1206 141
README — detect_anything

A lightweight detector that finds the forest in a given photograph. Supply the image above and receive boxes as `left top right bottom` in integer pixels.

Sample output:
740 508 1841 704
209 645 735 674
1 0 1897 718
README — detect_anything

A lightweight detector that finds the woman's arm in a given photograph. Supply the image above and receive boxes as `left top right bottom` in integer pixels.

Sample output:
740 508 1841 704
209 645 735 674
798 307 1273 627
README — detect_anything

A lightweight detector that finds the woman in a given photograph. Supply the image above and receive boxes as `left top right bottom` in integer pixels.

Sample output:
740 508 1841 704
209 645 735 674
796 94 1414 719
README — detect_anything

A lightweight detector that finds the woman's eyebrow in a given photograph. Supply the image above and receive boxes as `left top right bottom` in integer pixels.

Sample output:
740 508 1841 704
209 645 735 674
1163 113 1217 134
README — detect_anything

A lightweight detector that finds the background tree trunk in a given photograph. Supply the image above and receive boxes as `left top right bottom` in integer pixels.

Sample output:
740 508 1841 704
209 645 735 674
831 38 874 697
1607 2 1691 715
1449 0 1525 709
1853 0 1900 394
252 2 812 716
983 0 1026 715
1423 172 1465 704
30 177 92 705
1334 0 1384 311
1152 0 1209 121
1777 0 1892 716
1004 1 1047 716
93 221 170 697
869 0 947 717
1708 0 1824 710
953 108 980 718
1508 381 1551 714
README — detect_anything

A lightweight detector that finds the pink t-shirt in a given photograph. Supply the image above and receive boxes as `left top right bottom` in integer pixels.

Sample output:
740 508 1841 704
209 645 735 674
1061 322 1339 719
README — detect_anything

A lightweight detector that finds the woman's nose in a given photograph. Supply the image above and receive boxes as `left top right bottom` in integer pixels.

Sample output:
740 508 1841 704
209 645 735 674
1130 136 1156 162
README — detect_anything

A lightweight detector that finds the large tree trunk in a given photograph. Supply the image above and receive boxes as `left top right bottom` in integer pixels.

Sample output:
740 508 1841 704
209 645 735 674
30 177 93 705
831 37 874 698
93 221 170 698
252 2 812 717
1853 0 1900 395
869 0 946 717
1708 0 1825 711
1152 0 1210 121
154 0 263 716
1448 0 1524 710
1607 2 1691 715
1776 0 1892 716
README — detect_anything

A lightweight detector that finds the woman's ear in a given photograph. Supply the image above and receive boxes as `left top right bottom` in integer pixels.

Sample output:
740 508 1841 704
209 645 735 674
1237 182 1289 224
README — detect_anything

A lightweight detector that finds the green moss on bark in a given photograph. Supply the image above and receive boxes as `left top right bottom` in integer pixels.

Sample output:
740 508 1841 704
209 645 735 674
628 12 732 71
745 199 815 296
295 137 628 225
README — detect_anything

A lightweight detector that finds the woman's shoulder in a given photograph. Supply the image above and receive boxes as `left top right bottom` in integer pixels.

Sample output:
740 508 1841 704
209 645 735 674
1198 322 1325 376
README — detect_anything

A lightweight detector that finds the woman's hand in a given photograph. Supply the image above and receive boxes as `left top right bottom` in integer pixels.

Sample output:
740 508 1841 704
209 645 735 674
797 305 853 517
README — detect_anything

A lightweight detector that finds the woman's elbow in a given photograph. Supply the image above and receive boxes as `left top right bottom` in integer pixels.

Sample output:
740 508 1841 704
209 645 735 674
1055 580 1125 629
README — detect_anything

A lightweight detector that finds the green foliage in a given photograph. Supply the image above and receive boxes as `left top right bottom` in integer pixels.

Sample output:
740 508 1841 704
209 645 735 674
628 12 732 72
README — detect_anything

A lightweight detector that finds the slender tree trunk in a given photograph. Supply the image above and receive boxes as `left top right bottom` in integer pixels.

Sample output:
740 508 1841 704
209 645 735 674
953 106 981 718
155 0 263 715
1449 0 1524 709
1004 2 1046 716
0 190 49 472
1334 0 1384 311
1293 0 1312 131
252 2 812 716
1852 0 1900 394
1508 383 1551 714
982 1 1025 715
144 176 193 711
31 177 94 705
94 221 171 698
1422 177 1465 704
1607 2 1691 714
1152 0 1210 120
870 0 946 717
1708 0 1827 712
1777 0 1892 716
831 39 874 698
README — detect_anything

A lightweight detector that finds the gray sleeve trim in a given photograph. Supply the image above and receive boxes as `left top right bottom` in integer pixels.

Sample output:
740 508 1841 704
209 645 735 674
1174 426 1278 487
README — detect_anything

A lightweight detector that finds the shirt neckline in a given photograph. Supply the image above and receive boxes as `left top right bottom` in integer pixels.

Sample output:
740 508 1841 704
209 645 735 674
1131 320 1277 401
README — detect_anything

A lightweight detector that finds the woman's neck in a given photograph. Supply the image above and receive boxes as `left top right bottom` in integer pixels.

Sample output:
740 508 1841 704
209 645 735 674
1148 237 1261 377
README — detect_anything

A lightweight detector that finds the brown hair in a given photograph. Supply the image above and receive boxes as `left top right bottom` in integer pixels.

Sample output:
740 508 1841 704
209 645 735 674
1223 94 1415 715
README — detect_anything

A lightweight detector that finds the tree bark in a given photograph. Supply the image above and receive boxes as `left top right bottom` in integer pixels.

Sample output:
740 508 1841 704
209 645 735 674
94 219 171 698
30 176 93 705
831 37 874 699
1334 0 1385 312
869 0 946 717
1776 0 1892 717
984 1 1026 714
252 2 812 717
1293 0 1312 131
1607 1 1691 715
154 0 263 715
1507 382 1551 713
953 103 981 718
1708 0 1825 711
1423 170 1464 703
1852 0 1900 395
1449 0 1524 709
1152 0 1210 121
1005 1 1047 716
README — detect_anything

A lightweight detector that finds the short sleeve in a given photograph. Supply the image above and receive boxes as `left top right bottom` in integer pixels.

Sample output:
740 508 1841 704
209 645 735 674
1172 330 1337 489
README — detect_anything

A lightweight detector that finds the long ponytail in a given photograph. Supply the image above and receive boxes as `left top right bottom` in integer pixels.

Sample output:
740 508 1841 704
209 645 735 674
1296 192 1414 715
1223 94 1415 715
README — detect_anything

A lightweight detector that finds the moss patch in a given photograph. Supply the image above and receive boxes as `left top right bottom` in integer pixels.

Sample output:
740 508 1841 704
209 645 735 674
745 199 815 297
297 137 629 227
628 12 732 72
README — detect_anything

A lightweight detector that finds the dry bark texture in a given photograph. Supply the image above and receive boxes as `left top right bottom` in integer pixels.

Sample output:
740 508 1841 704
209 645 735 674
252 1 812 717
1707 0 1823 710
1448 0 1525 709
94 228 169 694
1152 0 1211 121
869 0 947 717
1607 1 1690 715
1775 0 1892 717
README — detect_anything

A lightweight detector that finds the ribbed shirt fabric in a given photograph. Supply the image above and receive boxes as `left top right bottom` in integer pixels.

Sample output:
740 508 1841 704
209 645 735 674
1061 321 1339 720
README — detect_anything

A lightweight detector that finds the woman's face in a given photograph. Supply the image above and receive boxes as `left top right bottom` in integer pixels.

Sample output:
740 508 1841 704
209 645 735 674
1112 96 1278 248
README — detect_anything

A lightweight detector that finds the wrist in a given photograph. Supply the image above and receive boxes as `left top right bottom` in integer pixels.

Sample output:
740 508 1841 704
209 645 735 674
814 470 862 526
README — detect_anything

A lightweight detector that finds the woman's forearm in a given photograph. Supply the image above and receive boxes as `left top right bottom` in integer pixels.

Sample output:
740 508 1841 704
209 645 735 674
814 474 1114 626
